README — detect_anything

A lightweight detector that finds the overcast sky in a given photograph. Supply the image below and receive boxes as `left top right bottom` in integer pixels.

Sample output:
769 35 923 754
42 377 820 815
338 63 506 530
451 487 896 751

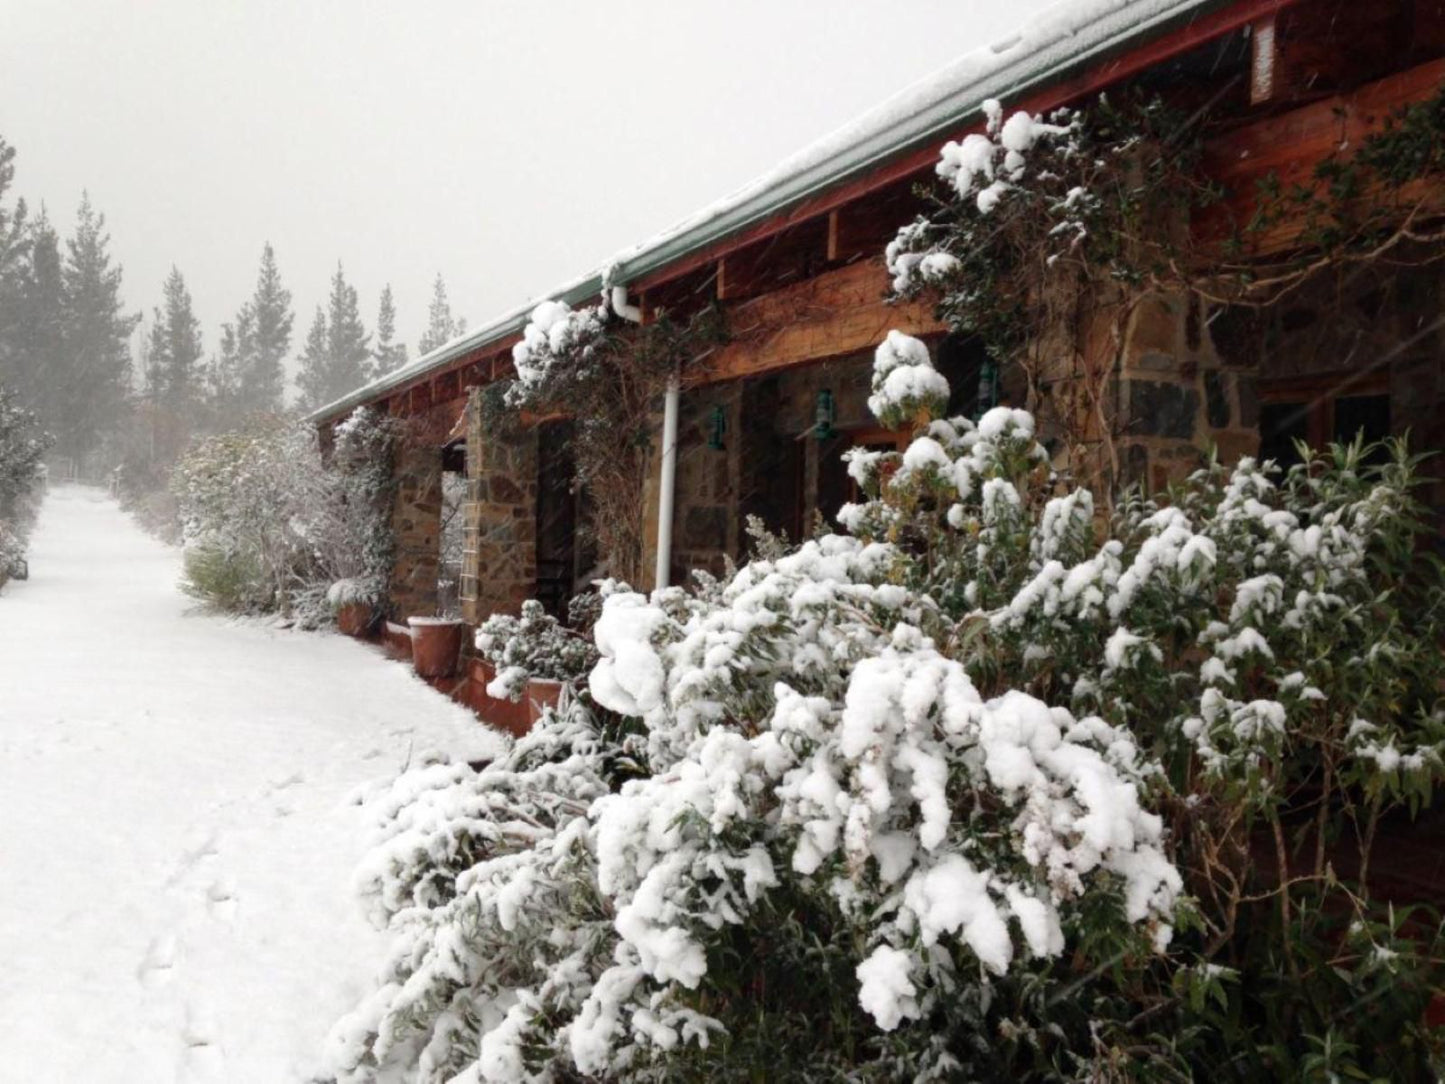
1 0 1055 386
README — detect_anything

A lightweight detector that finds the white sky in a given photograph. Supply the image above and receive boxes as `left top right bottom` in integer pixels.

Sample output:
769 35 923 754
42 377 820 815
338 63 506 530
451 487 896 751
0 0 1055 383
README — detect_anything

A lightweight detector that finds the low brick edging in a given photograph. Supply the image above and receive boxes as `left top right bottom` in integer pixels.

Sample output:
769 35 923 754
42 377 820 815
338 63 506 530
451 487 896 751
346 621 536 738
462 658 532 737
380 621 413 661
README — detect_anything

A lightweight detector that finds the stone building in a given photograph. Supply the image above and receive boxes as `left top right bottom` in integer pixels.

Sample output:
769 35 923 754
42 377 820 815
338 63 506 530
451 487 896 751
312 0 1445 644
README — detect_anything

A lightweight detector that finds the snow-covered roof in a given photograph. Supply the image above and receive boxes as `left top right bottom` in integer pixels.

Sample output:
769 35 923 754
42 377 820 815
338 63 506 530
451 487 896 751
311 0 1216 423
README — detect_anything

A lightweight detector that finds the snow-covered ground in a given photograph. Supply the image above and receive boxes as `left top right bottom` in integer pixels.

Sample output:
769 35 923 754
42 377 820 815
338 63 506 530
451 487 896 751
0 486 504 1083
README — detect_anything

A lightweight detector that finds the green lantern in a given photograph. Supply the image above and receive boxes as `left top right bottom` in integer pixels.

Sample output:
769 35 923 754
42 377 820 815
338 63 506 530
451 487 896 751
977 358 999 417
707 404 727 451
813 388 837 440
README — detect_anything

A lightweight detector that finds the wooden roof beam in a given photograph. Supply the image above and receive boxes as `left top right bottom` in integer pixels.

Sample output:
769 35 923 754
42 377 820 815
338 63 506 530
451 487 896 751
699 259 943 384
1198 55 1445 253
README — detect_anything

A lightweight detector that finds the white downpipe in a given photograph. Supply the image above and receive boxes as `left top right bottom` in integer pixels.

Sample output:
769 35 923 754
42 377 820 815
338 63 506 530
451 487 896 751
610 285 642 323
654 376 680 590
610 279 672 589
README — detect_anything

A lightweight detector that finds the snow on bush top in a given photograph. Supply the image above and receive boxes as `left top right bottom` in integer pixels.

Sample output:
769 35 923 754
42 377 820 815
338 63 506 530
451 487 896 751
885 98 1087 299
508 300 607 404
934 98 1075 216
866 330 950 429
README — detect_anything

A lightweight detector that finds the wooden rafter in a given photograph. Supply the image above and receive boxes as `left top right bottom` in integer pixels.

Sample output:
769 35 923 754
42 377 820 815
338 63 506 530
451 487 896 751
697 259 943 384
1198 56 1445 253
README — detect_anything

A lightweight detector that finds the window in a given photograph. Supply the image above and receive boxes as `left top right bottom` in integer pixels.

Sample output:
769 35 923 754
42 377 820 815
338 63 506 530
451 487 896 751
1258 374 1391 469
535 420 581 619
815 425 910 528
935 333 998 420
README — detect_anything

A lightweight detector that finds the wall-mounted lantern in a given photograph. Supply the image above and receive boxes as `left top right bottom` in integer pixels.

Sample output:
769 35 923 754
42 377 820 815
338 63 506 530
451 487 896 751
707 404 728 451
977 358 1000 416
813 388 837 440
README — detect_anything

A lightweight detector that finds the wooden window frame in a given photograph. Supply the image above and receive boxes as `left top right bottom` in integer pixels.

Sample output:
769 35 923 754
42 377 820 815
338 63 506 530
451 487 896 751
1257 370 1391 451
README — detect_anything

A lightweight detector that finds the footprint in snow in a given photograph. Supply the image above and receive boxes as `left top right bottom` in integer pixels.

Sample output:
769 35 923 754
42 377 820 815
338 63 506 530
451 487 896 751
206 878 237 922
167 832 220 887
269 771 305 791
137 934 177 987
181 1005 225 1081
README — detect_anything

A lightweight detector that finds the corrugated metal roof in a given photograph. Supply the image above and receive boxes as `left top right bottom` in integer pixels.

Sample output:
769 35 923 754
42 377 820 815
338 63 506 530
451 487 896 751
311 0 1218 424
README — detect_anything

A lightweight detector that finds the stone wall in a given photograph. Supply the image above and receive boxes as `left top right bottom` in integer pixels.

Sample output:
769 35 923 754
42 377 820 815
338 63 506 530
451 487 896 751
654 352 878 584
389 437 444 621
1116 292 1261 492
459 389 539 624
1114 265 1443 522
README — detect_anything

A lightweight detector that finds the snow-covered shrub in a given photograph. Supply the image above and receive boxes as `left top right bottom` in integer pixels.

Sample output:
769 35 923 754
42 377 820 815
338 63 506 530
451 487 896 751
834 341 1445 1078
332 328 1442 1080
172 408 396 623
327 696 647 1083
327 335 1192 1083
173 418 311 613
506 300 609 408
0 382 52 581
473 598 600 700
311 406 398 608
0 519 25 585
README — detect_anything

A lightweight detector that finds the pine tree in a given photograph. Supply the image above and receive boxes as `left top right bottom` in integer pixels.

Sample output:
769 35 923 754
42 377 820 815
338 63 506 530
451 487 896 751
326 263 370 388
243 242 291 414
145 267 204 461
0 137 32 390
8 210 66 422
372 283 407 377
417 273 465 355
207 303 254 427
59 194 138 468
295 264 370 410
294 305 330 411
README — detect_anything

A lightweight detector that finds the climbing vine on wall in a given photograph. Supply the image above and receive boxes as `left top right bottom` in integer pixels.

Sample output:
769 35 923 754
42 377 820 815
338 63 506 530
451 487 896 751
490 295 726 585
887 93 1216 496
887 84 1445 496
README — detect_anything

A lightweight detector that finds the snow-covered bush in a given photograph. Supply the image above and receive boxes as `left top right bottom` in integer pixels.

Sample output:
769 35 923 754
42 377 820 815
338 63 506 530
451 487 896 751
474 598 600 701
0 382 52 582
327 335 1198 1083
332 330 1442 1080
0 519 25 585
172 408 396 623
834 340 1445 1079
312 406 398 609
506 299 609 408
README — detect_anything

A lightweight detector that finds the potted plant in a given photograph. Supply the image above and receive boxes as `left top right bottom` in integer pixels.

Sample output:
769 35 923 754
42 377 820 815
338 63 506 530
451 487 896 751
408 613 468 679
327 577 381 637
472 598 598 731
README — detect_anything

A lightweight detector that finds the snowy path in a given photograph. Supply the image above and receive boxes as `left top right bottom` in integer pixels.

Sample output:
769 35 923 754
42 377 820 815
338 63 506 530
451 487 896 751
0 487 504 1083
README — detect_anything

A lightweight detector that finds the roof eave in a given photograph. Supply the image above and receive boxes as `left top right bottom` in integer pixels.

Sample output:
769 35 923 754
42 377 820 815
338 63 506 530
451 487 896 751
309 0 1221 426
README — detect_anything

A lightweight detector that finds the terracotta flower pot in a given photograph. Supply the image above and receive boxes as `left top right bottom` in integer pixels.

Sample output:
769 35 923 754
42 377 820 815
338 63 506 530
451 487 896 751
526 677 564 724
469 658 532 736
335 601 373 637
407 617 466 679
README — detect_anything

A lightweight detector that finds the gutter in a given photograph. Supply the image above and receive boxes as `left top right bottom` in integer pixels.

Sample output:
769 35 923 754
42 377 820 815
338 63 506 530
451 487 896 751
309 0 1231 427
